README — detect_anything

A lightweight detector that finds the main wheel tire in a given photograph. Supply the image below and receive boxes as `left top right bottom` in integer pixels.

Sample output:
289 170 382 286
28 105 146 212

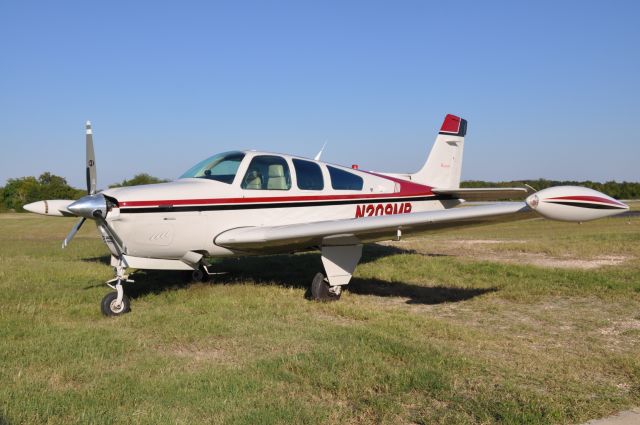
192 269 205 282
310 272 341 302
101 292 131 316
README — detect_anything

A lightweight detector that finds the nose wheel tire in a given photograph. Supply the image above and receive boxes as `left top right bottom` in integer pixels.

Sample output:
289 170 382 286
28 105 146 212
310 272 341 302
101 292 131 316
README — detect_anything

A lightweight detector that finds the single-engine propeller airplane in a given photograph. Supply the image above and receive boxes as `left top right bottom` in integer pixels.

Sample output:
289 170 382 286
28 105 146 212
24 115 629 316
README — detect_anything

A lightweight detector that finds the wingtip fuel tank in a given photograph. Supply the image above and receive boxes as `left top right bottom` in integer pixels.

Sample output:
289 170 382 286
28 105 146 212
526 186 628 222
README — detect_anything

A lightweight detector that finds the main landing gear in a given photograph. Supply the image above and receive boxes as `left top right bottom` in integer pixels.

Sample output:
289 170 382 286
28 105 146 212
191 263 219 282
191 269 205 282
309 243 362 302
311 272 341 301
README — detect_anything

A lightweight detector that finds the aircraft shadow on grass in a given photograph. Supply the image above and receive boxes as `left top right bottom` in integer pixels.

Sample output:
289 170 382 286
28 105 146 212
82 244 495 305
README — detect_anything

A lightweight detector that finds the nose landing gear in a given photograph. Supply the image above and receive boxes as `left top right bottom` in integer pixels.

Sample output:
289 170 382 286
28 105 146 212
101 261 134 317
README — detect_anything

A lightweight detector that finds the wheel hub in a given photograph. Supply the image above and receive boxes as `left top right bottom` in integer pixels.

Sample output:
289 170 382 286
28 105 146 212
110 299 124 313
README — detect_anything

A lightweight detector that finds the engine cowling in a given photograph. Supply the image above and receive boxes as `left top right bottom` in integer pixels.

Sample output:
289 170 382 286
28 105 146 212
526 186 628 222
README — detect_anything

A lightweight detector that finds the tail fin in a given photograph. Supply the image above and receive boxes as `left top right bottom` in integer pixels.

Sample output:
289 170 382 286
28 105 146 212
410 114 467 188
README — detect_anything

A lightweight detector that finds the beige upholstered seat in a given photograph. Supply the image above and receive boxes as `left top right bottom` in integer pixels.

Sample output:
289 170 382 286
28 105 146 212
244 170 262 189
267 164 287 190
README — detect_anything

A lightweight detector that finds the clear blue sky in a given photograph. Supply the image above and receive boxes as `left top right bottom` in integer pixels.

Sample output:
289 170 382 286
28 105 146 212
1 0 639 189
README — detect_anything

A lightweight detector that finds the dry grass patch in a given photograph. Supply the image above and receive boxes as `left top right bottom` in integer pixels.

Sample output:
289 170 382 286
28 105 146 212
382 238 632 269
380 212 640 270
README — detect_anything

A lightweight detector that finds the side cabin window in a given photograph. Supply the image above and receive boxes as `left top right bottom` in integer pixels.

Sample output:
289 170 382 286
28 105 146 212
241 155 291 190
293 159 324 190
327 166 363 190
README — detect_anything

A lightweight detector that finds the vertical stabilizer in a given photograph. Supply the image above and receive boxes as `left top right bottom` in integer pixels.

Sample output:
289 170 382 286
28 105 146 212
410 114 467 188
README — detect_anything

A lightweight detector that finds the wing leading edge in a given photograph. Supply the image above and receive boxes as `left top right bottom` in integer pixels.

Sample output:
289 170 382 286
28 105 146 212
214 202 535 253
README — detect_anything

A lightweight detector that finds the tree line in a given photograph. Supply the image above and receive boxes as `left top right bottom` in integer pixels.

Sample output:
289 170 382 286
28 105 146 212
0 173 168 212
1 173 638 212
461 179 640 200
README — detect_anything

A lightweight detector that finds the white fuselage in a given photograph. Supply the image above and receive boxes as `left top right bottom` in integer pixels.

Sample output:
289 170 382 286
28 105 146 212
103 151 455 260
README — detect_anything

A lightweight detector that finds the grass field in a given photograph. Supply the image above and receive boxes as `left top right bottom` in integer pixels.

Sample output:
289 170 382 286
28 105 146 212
1 205 639 424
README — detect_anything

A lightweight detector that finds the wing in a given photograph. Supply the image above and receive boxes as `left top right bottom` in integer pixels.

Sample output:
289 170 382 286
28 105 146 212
432 187 530 201
214 202 536 253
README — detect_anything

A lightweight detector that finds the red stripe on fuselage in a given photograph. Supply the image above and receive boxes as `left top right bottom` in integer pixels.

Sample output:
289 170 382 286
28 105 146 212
119 191 435 208
545 195 626 207
118 172 437 208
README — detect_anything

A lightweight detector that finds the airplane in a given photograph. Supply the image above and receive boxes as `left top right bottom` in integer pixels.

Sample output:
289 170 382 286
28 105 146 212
24 115 629 316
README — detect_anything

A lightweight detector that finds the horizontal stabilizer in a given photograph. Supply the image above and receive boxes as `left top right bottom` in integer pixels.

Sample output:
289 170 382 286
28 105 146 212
432 187 531 201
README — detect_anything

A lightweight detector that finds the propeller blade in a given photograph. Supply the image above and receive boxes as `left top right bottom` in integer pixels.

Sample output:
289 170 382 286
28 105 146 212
95 216 126 259
96 216 124 253
86 121 97 195
62 217 86 249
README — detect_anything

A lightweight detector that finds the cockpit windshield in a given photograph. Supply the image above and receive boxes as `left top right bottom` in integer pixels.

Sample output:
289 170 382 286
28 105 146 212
179 151 246 184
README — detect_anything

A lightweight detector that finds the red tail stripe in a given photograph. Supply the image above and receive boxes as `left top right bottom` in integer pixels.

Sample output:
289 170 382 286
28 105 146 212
363 171 434 196
440 114 461 133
